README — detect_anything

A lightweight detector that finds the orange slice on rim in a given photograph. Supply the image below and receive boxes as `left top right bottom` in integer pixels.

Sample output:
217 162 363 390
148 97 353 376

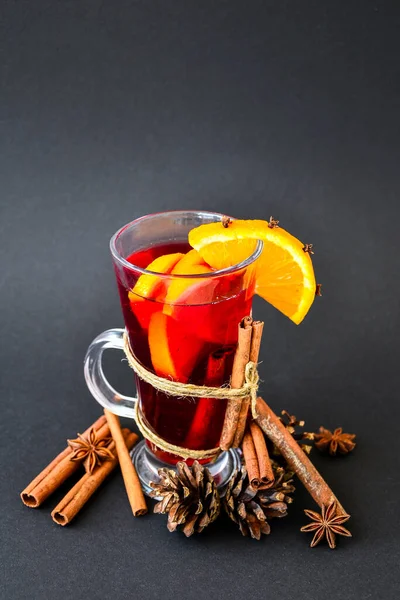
188 219 316 324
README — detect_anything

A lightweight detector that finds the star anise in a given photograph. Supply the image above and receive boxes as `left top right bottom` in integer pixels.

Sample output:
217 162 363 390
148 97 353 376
302 243 314 254
222 216 232 228
268 216 280 228
68 428 114 474
314 427 356 456
300 502 351 549
316 283 323 296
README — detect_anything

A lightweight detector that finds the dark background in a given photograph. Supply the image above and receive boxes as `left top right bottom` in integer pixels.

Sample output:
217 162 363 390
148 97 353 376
1 1 400 598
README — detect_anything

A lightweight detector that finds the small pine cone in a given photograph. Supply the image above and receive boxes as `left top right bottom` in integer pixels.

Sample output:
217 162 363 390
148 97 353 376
223 464 295 540
150 461 220 537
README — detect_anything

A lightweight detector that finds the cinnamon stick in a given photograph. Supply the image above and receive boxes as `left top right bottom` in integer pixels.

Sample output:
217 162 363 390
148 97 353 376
21 415 109 508
255 397 347 515
249 421 274 487
220 316 253 451
51 429 138 525
233 320 264 447
104 409 147 516
242 429 260 487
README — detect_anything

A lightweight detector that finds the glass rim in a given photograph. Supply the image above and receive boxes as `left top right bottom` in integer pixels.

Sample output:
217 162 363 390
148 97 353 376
110 210 263 279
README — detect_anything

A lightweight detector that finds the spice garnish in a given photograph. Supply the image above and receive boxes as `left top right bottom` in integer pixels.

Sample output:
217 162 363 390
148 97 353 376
268 216 280 228
300 501 351 549
68 428 114 474
314 427 356 456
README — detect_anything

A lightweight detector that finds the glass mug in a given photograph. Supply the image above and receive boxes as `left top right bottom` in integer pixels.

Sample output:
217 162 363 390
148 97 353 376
84 210 262 494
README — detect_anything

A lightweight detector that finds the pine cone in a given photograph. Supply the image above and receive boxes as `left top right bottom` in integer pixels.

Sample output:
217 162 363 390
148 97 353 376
150 461 220 537
223 463 295 540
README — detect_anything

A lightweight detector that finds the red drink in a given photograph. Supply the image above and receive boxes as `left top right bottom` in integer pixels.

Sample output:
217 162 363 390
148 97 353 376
114 242 253 465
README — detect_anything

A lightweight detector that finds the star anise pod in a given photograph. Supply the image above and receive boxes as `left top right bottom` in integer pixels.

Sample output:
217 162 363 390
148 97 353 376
300 501 351 549
68 428 114 474
302 243 314 254
314 427 356 456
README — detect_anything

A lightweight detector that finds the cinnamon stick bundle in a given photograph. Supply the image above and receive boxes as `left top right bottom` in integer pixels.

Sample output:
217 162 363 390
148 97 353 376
21 415 109 508
249 422 274 487
242 430 260 487
255 397 347 515
52 429 138 525
220 316 254 451
241 422 274 489
232 320 264 447
105 409 147 517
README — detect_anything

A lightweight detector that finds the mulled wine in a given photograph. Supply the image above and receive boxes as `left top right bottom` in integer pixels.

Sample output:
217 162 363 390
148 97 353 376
114 241 253 464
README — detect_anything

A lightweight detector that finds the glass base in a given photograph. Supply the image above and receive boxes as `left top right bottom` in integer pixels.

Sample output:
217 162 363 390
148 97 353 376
130 440 241 498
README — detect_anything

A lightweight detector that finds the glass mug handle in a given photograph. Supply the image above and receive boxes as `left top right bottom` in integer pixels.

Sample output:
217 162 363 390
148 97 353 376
84 328 138 419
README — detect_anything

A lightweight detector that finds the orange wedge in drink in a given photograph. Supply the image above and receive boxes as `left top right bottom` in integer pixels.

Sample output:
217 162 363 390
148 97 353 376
145 250 213 379
163 250 215 316
128 252 183 329
170 249 208 272
129 252 184 301
148 311 204 382
189 219 316 324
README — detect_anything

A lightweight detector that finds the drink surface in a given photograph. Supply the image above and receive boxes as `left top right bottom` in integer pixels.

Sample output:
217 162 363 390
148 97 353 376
115 241 252 464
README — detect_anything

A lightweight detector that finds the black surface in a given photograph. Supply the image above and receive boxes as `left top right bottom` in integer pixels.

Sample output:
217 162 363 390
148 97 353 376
1 2 400 599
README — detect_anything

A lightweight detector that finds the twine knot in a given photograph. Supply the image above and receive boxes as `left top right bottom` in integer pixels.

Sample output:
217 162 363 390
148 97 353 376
243 361 259 419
